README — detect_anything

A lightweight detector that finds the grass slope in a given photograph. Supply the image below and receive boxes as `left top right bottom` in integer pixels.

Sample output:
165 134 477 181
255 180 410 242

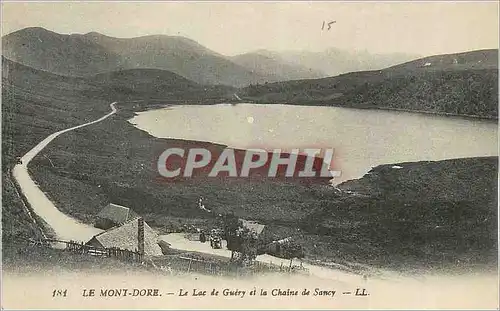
87 68 234 103
2 58 498 272
240 49 499 119
299 157 498 271
2 57 112 243
1 57 230 243
2 27 267 87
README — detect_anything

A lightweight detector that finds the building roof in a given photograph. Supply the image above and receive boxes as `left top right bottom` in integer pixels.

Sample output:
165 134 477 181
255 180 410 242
88 218 162 256
97 203 139 225
240 219 265 236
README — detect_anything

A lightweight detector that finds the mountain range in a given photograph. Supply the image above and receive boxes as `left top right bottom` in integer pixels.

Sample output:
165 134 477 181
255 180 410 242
3 27 420 87
2 27 498 271
2 27 498 118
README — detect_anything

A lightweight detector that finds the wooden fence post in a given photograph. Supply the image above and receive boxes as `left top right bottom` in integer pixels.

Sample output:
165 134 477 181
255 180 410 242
138 218 145 256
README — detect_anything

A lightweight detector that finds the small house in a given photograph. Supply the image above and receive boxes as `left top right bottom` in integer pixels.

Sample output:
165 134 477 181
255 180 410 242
95 203 139 230
240 219 266 237
86 217 163 256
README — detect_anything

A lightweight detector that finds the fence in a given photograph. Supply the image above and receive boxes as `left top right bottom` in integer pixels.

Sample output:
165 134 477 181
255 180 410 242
20 237 306 277
46 239 144 263
153 254 289 277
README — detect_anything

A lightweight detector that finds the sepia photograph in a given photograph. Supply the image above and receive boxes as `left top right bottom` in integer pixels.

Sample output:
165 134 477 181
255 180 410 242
1 1 499 309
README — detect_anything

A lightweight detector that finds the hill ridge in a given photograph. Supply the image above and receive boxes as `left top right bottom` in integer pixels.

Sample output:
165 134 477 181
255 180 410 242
2 27 262 87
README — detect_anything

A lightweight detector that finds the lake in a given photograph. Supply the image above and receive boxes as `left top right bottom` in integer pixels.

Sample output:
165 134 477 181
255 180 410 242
129 104 498 184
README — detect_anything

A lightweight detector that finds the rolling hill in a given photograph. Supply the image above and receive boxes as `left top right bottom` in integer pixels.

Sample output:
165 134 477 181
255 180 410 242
1 27 426 88
298 156 498 270
2 54 498 271
387 49 498 72
240 49 499 118
77 32 267 87
1 57 232 243
87 68 234 102
2 57 111 243
2 27 264 87
2 28 123 77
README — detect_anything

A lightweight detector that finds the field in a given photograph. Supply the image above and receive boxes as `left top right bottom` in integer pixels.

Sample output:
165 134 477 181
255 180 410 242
26 111 499 271
2 58 112 243
1 58 232 242
2 56 498 273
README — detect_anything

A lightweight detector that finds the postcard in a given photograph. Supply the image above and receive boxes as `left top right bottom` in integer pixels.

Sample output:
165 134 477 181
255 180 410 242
1 1 498 309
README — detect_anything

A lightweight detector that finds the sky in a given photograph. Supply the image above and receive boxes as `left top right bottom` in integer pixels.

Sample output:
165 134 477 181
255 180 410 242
1 1 499 56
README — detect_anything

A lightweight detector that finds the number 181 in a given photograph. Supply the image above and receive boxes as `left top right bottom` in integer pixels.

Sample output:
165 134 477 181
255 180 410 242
52 289 67 297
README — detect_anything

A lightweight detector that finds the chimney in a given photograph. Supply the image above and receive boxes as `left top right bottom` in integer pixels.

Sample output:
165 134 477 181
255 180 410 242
138 218 145 255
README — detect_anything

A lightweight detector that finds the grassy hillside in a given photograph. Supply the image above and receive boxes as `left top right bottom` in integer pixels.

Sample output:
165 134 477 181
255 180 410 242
387 49 498 72
87 68 234 102
2 27 123 76
80 32 269 87
1 57 112 168
2 58 497 272
1 57 230 243
28 120 498 270
2 57 112 243
2 27 268 87
25 106 498 271
299 157 498 270
240 49 499 119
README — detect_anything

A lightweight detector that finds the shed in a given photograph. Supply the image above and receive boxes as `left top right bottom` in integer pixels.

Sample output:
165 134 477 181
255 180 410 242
240 219 266 236
95 203 139 230
87 218 162 256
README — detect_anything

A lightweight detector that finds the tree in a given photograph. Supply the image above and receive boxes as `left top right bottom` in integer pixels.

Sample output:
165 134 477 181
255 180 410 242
264 238 305 270
234 226 259 265
221 214 259 266
220 213 240 256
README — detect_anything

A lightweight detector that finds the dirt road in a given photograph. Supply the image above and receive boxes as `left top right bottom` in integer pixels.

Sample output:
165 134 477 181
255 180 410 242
160 233 365 284
12 102 117 242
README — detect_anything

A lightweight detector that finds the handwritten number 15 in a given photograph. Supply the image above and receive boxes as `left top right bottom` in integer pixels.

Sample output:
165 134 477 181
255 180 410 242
322 21 336 30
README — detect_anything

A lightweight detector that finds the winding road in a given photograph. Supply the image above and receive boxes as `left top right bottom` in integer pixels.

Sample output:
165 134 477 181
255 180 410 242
11 100 373 283
12 102 117 242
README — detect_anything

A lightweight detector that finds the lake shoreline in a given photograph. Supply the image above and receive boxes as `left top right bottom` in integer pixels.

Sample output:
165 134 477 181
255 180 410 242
235 100 499 122
128 102 498 185
122 98 499 122
22 98 498 272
